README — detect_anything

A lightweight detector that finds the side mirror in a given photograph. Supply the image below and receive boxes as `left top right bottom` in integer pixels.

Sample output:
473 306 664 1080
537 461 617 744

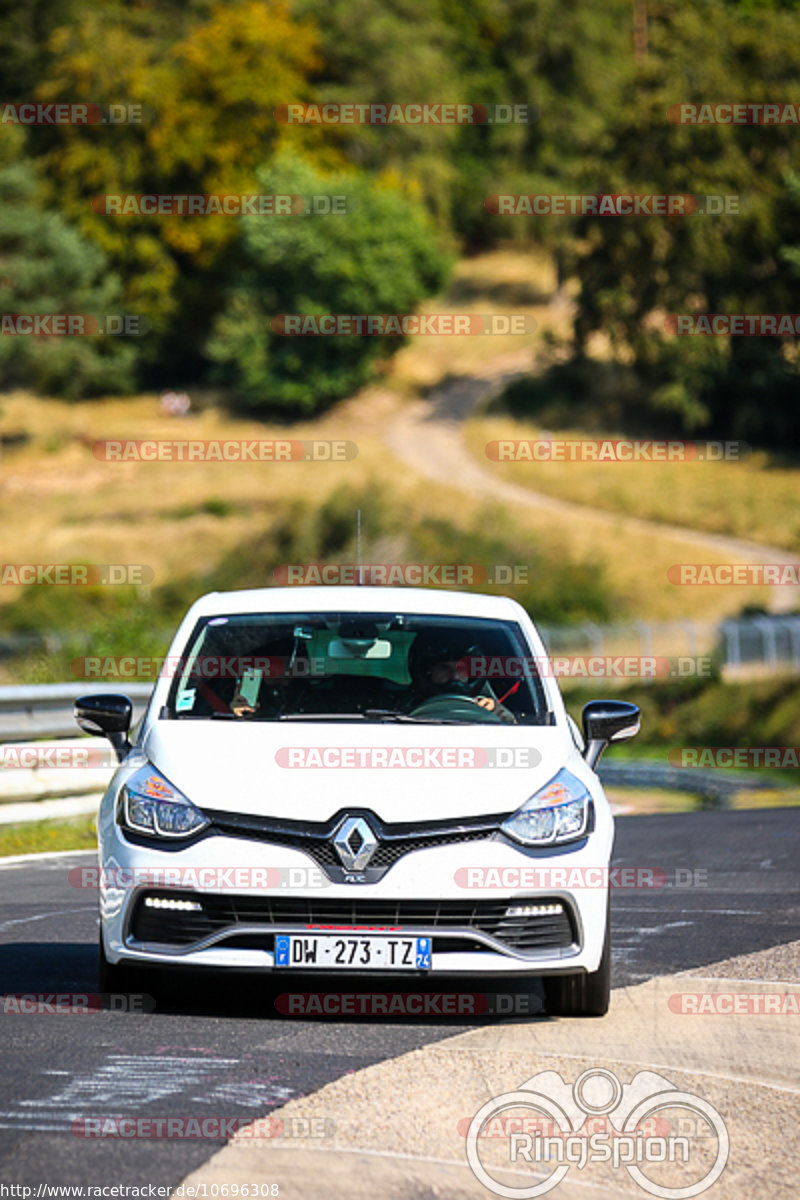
75 694 133 761
582 700 640 770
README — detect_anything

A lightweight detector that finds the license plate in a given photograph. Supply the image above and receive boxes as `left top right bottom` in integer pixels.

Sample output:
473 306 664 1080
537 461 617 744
274 934 431 970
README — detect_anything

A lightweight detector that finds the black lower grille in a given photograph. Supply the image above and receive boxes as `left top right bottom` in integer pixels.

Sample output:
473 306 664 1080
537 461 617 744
206 811 500 876
129 893 576 954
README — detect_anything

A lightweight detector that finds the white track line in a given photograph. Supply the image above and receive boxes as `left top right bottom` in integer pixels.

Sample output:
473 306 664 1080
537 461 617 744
0 848 95 868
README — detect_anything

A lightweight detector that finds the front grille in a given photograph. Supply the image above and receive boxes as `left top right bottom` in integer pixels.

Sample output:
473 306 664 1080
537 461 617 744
287 829 495 869
129 892 577 955
203 807 506 882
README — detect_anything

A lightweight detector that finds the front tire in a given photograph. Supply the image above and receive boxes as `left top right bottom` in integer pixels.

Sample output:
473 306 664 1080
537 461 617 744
543 898 611 1017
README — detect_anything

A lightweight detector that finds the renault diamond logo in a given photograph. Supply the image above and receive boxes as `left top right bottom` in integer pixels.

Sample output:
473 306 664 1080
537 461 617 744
333 817 378 871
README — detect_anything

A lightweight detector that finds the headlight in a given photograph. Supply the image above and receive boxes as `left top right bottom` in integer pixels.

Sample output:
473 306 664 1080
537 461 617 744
120 764 208 839
501 769 591 846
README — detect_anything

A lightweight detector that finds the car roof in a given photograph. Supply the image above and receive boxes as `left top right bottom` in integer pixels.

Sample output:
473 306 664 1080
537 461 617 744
186 586 527 622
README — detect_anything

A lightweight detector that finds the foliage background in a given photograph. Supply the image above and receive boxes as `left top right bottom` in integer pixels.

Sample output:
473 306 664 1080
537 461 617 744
2 0 799 438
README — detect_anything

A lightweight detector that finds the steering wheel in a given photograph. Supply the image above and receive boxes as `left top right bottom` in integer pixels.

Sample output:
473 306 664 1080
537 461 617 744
408 693 502 723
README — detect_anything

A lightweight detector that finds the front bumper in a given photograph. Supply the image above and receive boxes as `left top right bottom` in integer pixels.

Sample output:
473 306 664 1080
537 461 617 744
98 817 613 977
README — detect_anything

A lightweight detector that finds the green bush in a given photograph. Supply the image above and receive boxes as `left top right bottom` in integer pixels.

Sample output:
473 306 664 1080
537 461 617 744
206 153 451 415
562 677 800 753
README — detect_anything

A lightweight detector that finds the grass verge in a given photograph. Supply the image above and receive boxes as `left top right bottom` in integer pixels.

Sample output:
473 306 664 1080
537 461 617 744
0 814 96 858
464 414 800 553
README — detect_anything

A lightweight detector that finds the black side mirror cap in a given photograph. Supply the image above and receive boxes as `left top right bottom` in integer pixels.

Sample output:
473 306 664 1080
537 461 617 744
582 700 640 769
74 694 133 761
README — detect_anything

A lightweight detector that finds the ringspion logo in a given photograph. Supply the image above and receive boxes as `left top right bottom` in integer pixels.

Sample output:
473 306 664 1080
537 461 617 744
465 1068 728 1198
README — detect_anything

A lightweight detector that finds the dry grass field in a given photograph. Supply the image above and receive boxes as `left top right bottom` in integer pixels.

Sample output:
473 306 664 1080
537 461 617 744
0 249 796 634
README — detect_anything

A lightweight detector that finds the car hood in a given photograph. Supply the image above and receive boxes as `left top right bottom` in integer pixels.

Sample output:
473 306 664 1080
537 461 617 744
141 720 578 822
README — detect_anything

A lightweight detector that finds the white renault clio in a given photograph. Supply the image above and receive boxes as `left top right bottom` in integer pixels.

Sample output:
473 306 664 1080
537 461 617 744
77 586 639 1016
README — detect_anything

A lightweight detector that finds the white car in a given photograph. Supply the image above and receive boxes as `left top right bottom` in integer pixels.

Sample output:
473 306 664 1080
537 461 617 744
77 586 639 1016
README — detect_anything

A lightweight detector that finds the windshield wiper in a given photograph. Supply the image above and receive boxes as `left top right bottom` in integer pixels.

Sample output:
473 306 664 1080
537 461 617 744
278 713 367 721
364 709 467 725
363 709 420 722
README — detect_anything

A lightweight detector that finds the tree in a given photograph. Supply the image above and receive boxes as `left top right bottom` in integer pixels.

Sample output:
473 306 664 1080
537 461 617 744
0 157 135 397
509 1 800 446
206 153 451 414
29 0 323 373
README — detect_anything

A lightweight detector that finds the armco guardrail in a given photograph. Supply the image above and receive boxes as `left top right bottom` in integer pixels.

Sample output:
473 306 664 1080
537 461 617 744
598 760 782 807
0 682 153 743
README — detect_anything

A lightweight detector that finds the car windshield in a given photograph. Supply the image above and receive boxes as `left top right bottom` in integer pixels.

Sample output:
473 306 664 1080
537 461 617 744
165 611 551 725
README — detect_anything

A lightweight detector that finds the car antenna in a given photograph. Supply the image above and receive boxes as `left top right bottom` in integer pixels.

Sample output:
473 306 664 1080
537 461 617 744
357 508 363 585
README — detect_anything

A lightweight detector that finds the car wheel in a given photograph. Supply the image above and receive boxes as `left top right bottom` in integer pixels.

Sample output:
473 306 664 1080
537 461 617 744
543 898 611 1017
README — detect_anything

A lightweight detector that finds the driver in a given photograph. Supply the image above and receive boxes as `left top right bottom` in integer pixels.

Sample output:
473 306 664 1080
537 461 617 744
408 633 516 723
